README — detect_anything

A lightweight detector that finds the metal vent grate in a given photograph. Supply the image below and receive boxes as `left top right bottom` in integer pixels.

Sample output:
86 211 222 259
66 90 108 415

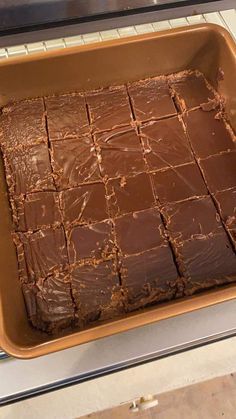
0 9 235 59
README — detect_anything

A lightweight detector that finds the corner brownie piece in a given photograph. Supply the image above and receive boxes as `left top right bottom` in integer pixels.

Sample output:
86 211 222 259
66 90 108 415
67 220 115 263
168 70 216 111
71 260 122 324
140 117 193 171
121 245 178 311
128 77 176 122
51 137 101 189
184 109 235 159
163 196 223 244
22 272 74 333
0 98 47 150
16 227 68 281
4 143 55 196
86 86 132 132
114 208 165 256
15 191 62 231
45 93 89 140
151 162 207 204
200 151 236 193
60 183 108 226
106 173 155 218
95 126 146 178
176 233 236 295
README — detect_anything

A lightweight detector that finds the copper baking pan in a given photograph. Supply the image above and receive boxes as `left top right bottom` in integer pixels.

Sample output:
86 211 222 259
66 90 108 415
0 23 236 359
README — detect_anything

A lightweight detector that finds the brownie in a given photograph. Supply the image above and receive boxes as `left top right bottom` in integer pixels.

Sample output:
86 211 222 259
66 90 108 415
176 233 236 295
95 126 146 178
86 86 132 132
128 77 176 122
214 188 236 229
45 93 89 140
2 71 236 336
214 188 236 246
12 233 29 281
4 143 55 196
15 191 62 231
115 208 165 256
121 246 178 311
67 220 114 263
140 117 193 171
184 109 235 159
152 162 207 204
169 70 216 110
60 183 108 226
71 260 122 324
51 137 101 189
200 152 236 193
16 227 68 281
0 98 47 150
163 196 223 243
106 173 155 217
22 273 74 333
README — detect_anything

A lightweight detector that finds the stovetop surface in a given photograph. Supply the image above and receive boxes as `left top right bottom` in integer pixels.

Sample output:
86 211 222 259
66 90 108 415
1 299 236 406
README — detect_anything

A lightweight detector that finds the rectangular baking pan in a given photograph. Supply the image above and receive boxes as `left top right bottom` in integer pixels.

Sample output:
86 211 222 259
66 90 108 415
0 23 236 359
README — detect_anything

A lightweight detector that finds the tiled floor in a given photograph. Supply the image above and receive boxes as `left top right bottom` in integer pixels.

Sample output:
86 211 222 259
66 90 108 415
80 373 236 419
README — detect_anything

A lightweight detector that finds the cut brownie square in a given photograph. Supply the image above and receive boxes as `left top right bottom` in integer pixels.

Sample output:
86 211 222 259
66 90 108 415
214 188 236 246
45 93 89 140
0 98 47 150
67 220 114 263
169 70 216 111
140 117 193 171
151 162 207 204
176 233 236 295
95 126 146 178
15 191 62 231
128 76 176 122
86 86 132 132
4 143 55 195
106 173 155 217
114 208 165 256
163 196 223 243
22 272 74 333
16 227 68 281
60 183 108 226
51 137 101 189
184 109 235 159
121 246 178 311
71 260 122 324
200 152 236 193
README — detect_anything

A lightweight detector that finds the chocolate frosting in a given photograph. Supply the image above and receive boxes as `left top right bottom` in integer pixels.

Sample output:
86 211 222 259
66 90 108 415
128 76 176 122
86 85 132 132
51 137 101 189
122 246 178 311
151 162 207 204
0 98 47 150
1 69 235 335
140 116 194 171
95 126 146 178
184 109 235 159
45 93 90 140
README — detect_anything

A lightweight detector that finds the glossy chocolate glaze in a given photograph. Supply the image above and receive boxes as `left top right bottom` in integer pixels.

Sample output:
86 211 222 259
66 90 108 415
1 69 236 334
